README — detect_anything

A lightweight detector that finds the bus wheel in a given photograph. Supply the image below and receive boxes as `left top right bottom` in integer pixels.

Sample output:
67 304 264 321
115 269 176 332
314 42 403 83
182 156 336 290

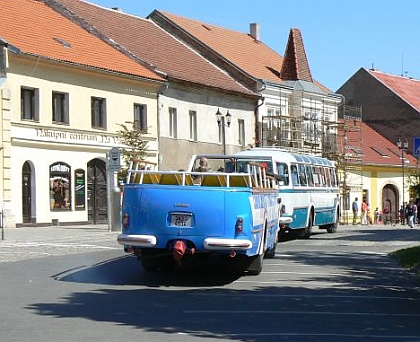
247 227 266 275
265 241 276 258
300 215 313 239
327 212 339 233
247 252 263 275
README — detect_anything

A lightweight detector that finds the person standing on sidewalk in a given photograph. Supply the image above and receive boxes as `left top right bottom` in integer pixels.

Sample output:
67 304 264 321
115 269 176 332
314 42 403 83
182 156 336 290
352 197 359 225
361 199 368 225
406 201 415 228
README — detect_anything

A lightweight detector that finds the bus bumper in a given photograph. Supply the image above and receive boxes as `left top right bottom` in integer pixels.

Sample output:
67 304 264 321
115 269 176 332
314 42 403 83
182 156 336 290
279 217 293 225
204 238 252 250
117 234 157 247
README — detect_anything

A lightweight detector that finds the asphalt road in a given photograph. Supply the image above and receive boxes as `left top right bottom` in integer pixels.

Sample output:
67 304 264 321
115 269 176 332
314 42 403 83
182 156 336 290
0 224 419 342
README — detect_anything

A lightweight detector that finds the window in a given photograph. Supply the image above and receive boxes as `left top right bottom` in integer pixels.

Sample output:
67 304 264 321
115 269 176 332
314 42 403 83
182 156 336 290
276 162 289 185
169 107 177 138
21 87 39 121
298 164 307 186
218 117 224 144
291 165 299 186
50 162 71 210
134 104 147 132
52 91 69 124
306 165 314 186
91 97 107 129
238 119 245 146
189 110 197 141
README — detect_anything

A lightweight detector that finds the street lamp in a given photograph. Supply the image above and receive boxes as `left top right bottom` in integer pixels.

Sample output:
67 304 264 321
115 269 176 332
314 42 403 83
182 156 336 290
215 108 232 154
397 137 409 215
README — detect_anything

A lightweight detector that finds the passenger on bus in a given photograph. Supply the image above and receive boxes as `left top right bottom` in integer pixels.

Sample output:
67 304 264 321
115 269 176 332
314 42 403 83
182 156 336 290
196 157 211 172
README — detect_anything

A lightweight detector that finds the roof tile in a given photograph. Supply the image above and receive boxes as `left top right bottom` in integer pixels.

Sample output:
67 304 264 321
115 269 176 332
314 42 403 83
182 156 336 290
368 69 420 112
280 28 313 83
0 0 163 81
345 120 417 166
52 0 255 96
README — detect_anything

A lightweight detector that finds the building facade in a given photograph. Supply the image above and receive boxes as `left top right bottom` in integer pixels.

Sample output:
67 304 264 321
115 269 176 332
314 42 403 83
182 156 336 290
0 0 164 227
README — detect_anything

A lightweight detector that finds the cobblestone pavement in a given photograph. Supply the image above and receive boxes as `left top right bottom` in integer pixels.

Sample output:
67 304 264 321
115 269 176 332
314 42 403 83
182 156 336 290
0 225 121 263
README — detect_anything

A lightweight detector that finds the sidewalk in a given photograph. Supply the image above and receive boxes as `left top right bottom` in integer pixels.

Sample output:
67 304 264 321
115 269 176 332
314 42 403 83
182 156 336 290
0 224 120 244
0 224 122 263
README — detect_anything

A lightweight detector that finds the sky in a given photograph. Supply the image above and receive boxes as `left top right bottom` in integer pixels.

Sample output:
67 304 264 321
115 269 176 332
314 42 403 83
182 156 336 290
91 0 420 92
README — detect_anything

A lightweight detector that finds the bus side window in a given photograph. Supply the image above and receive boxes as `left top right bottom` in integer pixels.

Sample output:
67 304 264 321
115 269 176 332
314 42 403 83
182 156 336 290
298 164 307 186
277 162 289 186
331 168 337 187
325 167 331 187
320 167 326 186
291 165 299 186
312 167 320 186
305 165 314 187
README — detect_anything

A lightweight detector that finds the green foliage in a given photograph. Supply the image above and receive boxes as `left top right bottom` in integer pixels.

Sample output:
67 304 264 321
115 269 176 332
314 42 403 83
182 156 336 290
117 121 149 166
407 170 420 200
391 246 420 272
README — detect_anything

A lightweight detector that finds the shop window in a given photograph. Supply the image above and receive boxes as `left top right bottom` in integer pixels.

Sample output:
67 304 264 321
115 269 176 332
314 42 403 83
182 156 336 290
50 162 71 210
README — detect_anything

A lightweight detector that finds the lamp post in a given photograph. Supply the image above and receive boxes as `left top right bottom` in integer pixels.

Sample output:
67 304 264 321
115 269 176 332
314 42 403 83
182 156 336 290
397 137 408 215
215 108 232 154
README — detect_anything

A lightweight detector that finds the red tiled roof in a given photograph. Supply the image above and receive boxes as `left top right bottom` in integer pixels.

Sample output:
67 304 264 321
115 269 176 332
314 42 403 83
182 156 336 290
280 28 313 83
156 11 330 92
344 120 418 167
51 0 256 96
368 69 420 112
157 11 283 83
0 0 163 81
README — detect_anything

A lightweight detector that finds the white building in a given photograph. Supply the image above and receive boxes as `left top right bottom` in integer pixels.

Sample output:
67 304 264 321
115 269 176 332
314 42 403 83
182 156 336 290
0 0 164 227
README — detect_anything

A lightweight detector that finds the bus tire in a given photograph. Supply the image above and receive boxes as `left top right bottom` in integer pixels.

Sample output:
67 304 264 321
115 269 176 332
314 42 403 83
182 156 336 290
247 225 266 275
265 241 276 258
300 214 313 239
247 253 263 275
326 211 339 233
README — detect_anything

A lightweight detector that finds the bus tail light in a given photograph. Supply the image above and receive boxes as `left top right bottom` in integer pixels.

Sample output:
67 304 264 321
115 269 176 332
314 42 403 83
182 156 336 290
122 213 129 228
235 217 243 234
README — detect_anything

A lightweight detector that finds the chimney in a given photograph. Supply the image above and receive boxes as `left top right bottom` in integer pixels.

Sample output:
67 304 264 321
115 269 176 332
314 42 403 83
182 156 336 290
250 23 260 41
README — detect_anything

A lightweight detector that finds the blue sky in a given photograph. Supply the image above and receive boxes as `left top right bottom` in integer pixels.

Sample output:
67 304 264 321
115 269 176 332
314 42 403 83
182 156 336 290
92 0 420 92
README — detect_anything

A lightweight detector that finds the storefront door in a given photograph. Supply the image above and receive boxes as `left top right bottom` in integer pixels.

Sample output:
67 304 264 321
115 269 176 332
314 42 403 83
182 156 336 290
22 162 32 223
87 159 107 224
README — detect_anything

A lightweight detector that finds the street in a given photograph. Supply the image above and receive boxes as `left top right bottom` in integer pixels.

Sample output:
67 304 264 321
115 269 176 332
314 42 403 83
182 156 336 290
0 224 419 341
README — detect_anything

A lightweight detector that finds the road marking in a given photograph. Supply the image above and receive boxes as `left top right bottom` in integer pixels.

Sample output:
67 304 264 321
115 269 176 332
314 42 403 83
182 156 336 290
0 242 117 249
183 309 420 317
179 331 420 339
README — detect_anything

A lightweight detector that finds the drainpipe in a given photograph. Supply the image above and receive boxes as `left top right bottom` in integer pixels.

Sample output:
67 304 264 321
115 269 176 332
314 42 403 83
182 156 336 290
157 83 168 169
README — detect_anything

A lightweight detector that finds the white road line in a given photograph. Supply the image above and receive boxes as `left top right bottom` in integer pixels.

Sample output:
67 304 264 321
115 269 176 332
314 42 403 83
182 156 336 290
188 293 420 300
179 331 420 339
183 309 420 317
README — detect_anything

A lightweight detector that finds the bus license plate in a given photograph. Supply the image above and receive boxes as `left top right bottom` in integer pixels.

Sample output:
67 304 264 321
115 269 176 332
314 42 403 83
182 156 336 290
171 214 192 227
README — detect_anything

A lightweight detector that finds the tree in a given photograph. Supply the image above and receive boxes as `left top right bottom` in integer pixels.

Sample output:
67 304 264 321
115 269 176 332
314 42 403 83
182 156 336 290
407 169 420 200
117 121 149 166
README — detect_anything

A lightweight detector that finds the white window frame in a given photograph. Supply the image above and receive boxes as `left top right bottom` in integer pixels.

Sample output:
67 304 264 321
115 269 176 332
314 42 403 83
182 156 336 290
169 107 177 138
189 110 197 141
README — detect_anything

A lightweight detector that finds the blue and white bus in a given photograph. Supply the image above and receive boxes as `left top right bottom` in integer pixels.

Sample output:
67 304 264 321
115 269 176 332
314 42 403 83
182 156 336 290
235 148 340 239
